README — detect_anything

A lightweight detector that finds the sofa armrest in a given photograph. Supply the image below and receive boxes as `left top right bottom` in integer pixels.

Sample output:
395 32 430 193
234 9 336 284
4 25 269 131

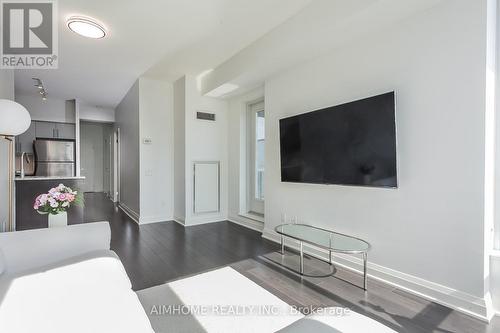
0 222 111 274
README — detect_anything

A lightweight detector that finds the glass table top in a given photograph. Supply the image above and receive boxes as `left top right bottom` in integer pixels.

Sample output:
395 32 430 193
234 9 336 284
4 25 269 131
275 224 370 253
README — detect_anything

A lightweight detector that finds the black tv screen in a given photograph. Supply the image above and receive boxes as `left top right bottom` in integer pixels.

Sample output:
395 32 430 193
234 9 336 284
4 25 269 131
279 92 397 188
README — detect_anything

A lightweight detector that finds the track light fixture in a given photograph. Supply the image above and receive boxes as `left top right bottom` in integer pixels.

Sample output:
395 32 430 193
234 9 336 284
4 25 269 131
32 78 48 101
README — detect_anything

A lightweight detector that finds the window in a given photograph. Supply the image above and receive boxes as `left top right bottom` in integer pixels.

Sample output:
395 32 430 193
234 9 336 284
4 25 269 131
247 100 265 215
255 110 265 200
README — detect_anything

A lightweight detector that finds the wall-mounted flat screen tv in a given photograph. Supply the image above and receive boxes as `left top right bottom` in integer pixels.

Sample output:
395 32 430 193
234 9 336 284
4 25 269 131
279 92 397 188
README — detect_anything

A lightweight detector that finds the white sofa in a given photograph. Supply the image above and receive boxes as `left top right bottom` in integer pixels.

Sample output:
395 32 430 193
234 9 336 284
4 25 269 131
0 222 396 333
0 222 154 333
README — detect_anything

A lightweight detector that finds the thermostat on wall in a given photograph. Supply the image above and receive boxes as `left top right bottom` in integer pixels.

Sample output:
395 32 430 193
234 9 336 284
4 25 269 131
143 138 153 144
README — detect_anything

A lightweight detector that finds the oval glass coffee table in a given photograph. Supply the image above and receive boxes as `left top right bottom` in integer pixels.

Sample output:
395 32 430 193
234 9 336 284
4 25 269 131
275 224 371 290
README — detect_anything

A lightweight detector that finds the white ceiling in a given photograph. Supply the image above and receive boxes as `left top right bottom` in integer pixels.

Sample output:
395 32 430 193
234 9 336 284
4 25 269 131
14 0 312 108
201 0 445 99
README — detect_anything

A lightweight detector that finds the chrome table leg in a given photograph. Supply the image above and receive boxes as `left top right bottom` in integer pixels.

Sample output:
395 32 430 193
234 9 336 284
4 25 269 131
299 241 304 275
281 235 284 255
363 252 368 291
329 233 332 266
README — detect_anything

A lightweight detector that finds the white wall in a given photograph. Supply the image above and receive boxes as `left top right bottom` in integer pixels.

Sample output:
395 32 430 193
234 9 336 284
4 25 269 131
139 77 174 223
227 87 265 231
114 77 174 223
15 94 76 123
113 75 226 226
0 70 14 232
115 81 140 217
494 0 500 252
79 104 115 123
183 75 228 225
259 0 490 319
0 70 14 99
173 77 186 222
492 254 500 313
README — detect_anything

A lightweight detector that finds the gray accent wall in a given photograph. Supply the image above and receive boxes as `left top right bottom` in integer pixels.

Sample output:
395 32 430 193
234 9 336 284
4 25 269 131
115 81 140 216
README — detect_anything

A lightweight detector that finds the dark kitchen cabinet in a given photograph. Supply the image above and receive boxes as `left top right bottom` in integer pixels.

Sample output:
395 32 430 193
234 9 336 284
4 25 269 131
56 123 76 140
15 122 36 154
34 121 76 140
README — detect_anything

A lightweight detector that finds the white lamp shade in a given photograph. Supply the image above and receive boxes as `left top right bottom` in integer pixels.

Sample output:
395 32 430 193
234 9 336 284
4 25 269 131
0 99 31 136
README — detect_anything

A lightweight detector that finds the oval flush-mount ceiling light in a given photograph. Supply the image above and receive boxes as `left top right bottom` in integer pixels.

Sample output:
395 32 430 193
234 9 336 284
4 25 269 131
67 16 106 39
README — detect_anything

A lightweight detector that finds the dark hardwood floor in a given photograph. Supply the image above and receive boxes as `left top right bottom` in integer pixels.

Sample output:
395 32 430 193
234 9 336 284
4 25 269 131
82 192 278 290
83 193 500 333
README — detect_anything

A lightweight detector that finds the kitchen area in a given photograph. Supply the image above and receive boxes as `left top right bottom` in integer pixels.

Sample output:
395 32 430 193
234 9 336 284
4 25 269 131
13 93 116 231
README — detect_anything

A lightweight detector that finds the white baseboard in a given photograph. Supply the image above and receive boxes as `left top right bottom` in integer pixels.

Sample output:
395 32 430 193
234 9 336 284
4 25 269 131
173 216 185 226
175 216 260 230
238 212 265 223
118 203 139 224
118 205 172 225
228 215 264 232
490 252 500 317
262 229 493 322
139 215 172 224
184 215 227 226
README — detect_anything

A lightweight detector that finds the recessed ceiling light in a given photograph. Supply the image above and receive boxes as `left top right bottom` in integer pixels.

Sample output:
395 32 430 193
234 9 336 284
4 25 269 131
67 16 106 39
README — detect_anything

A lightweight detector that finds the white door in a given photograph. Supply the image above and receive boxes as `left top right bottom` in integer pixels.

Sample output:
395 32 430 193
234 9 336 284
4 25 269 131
109 133 113 197
103 129 111 196
114 128 120 203
80 122 105 193
80 132 95 192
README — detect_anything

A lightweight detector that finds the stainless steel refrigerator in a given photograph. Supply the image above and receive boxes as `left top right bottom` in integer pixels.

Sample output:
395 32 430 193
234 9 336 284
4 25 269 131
34 139 75 177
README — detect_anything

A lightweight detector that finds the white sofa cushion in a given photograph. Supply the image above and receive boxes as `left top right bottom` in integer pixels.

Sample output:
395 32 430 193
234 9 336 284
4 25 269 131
0 222 111 274
0 250 154 333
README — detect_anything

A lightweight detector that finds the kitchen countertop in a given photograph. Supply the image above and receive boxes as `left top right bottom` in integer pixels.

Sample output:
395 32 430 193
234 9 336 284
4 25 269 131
15 176 86 181
15 176 85 231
